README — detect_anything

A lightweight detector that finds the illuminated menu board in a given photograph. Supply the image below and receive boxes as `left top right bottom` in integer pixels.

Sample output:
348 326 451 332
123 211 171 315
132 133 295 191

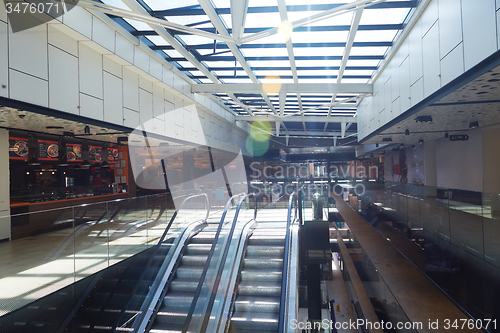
66 143 83 162
9 137 28 160
38 140 59 161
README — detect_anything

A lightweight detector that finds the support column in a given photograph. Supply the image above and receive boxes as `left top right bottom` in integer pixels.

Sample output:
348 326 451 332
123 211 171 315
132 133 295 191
0 129 10 241
182 149 195 190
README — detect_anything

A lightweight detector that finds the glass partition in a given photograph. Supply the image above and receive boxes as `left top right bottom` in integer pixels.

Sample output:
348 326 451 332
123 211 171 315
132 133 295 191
0 192 210 330
345 180 500 328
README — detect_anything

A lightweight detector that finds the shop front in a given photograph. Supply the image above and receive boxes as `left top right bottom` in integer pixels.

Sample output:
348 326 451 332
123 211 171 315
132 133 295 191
8 130 133 239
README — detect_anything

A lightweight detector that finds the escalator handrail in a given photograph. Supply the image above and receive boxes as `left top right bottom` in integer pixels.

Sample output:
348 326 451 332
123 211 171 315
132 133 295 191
128 192 209 332
279 189 303 333
181 192 256 333
156 192 210 246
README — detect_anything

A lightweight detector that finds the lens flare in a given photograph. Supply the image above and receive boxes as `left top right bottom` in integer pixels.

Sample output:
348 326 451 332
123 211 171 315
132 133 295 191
262 76 282 96
250 121 272 142
246 136 270 157
278 20 293 42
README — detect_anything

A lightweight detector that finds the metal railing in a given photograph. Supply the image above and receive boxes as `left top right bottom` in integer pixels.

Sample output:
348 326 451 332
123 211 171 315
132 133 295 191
279 189 303 333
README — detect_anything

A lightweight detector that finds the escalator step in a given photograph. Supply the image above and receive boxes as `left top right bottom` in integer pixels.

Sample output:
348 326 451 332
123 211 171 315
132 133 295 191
150 322 184 333
155 309 188 325
175 267 203 280
185 244 211 255
169 280 199 293
237 282 281 297
247 236 285 246
190 233 217 244
181 255 209 266
243 258 283 270
240 271 282 282
230 311 279 331
163 292 194 308
245 246 284 257
234 296 280 313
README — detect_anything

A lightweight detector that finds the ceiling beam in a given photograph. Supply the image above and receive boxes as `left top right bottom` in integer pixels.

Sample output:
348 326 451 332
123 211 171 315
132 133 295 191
235 116 357 123
76 0 234 43
230 0 249 40
326 6 363 131
197 0 279 116
192 83 373 94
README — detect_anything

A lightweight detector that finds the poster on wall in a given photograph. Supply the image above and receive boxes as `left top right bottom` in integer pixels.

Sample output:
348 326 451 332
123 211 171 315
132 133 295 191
66 144 82 162
107 148 119 163
38 140 59 161
89 146 102 163
9 137 29 160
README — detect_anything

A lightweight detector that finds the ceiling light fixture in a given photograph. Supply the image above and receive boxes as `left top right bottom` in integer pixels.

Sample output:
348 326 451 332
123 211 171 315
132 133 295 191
84 126 91 134
405 129 409 135
419 139 424 144
382 137 392 142
444 132 449 138
415 116 432 123
469 121 479 129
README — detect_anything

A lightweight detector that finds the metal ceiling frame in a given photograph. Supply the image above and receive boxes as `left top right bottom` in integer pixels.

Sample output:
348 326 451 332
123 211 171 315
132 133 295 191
197 0 279 117
237 0 388 44
192 83 373 94
80 0 419 141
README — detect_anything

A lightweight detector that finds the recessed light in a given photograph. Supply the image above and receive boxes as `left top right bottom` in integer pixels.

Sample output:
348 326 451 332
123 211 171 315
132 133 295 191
415 116 432 123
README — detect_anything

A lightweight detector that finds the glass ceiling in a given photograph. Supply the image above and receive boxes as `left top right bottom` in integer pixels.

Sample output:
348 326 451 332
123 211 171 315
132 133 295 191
100 0 419 138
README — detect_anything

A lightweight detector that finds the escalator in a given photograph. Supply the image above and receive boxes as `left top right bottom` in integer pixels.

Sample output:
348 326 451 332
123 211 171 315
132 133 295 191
150 227 217 332
228 227 286 332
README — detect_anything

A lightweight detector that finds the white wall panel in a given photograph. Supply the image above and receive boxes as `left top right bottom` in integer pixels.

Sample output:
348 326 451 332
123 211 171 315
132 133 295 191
79 43 103 99
103 72 123 124
497 11 500 50
440 43 465 86
384 78 392 113
408 20 423 85
139 89 153 123
0 22 8 98
115 33 134 64
123 67 139 111
421 0 439 37
162 66 174 87
0 2 6 23
139 75 152 93
92 18 115 52
80 93 103 120
391 65 400 102
165 99 174 113
103 55 122 78
9 70 48 106
399 57 411 113
398 39 409 66
153 84 164 118
62 6 92 39
410 77 424 107
134 47 149 73
9 23 48 80
48 46 79 114
149 58 163 80
392 97 401 117
462 0 497 70
422 23 441 97
438 0 463 58
48 25 78 56
123 108 140 128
